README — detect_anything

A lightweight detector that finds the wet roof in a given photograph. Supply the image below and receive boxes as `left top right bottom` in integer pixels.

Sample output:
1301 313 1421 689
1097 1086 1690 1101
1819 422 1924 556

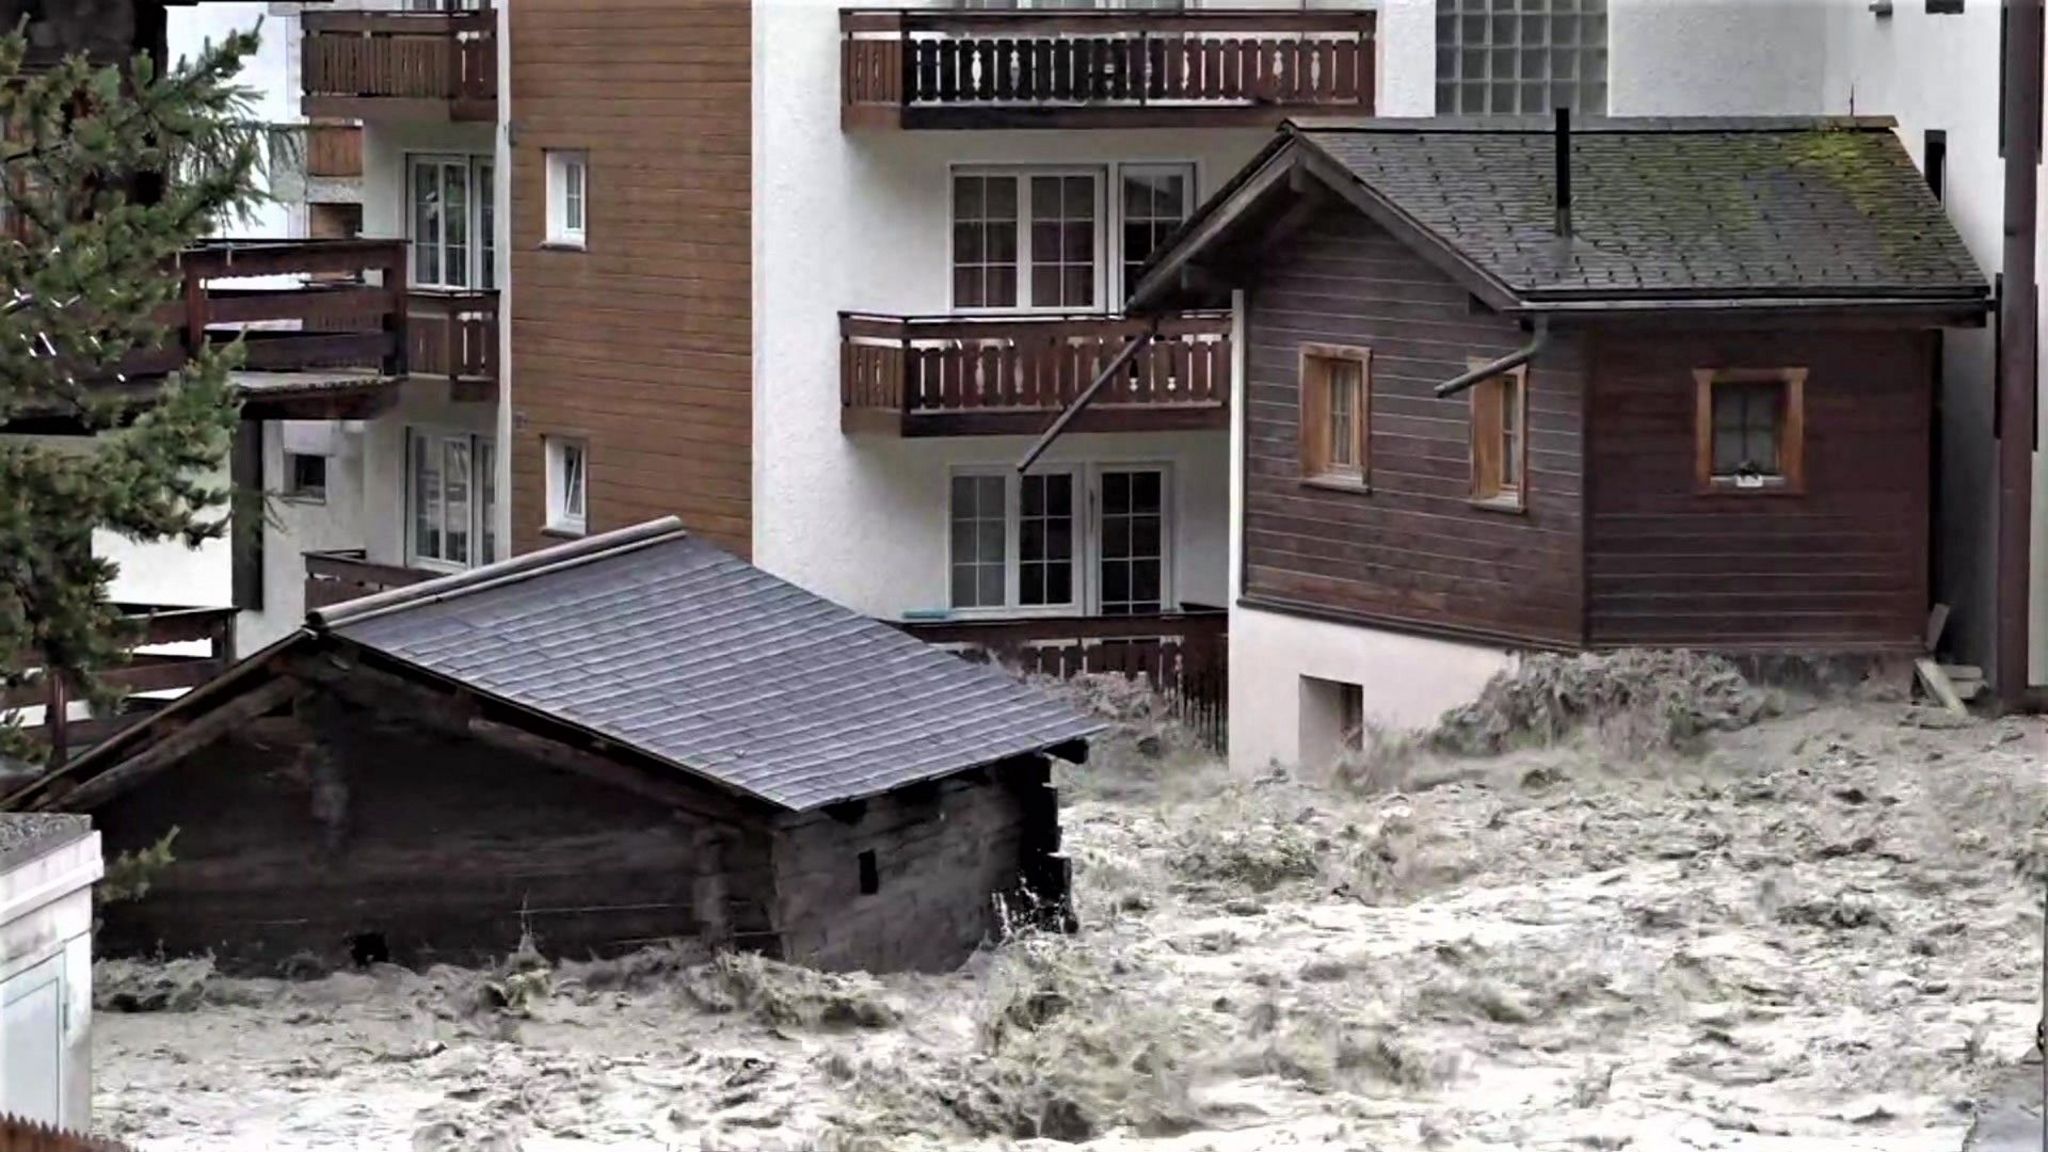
312 520 1102 812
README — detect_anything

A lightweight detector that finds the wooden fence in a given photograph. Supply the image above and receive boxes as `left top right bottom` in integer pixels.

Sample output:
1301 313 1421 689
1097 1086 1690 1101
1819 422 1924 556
0 1114 132 1152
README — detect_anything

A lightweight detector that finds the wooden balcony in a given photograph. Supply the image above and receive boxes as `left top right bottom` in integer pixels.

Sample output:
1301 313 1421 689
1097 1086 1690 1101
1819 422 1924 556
304 550 437 612
841 8 1375 130
898 607 1227 750
841 311 1231 437
3 605 237 767
408 290 499 398
302 7 497 122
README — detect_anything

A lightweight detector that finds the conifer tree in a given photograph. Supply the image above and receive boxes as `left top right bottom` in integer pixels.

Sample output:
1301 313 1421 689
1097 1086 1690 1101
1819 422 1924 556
0 23 265 766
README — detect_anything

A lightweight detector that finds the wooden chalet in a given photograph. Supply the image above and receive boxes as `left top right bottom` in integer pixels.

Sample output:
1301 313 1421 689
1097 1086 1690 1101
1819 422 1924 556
1132 116 1992 655
2 520 1098 975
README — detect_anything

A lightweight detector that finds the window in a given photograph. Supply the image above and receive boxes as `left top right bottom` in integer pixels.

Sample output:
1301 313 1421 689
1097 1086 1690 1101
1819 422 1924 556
546 436 588 535
1299 346 1371 485
1435 0 1609 116
1924 129 1947 201
1098 469 1164 615
951 169 1101 311
545 150 588 248
408 430 498 569
857 850 880 896
1693 369 1806 493
1301 676 1367 765
1119 164 1194 297
946 467 1167 615
284 452 327 502
1469 364 1528 508
409 155 495 290
1925 0 1964 13
950 473 1009 608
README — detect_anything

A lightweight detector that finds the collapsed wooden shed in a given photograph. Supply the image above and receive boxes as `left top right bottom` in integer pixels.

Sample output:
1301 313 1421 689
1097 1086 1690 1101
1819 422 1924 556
2 520 1099 974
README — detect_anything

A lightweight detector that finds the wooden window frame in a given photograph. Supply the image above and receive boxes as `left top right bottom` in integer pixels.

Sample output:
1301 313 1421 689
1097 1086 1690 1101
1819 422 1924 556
1299 344 1372 490
1468 361 1529 511
1693 367 1807 496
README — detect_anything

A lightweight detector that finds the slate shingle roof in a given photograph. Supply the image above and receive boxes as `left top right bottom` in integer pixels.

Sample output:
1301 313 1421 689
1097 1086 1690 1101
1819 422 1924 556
1295 119 1985 302
315 520 1102 812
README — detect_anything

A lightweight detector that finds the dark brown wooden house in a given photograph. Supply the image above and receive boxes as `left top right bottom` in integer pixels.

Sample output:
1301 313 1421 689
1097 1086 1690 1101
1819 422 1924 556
1 519 1097 974
1128 117 1991 764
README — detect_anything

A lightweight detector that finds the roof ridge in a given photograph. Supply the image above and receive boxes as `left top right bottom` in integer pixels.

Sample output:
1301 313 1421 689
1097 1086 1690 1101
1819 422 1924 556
308 517 690 633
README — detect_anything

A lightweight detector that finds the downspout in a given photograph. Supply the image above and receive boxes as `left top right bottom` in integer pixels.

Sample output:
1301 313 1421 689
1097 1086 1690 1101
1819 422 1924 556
1015 319 1161 474
1435 320 1550 398
1998 0 2041 709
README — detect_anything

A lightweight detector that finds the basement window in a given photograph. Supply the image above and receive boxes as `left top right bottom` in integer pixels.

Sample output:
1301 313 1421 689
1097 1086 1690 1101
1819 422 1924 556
1299 345 1371 489
1694 368 1806 494
285 452 327 503
858 850 880 896
1469 363 1528 510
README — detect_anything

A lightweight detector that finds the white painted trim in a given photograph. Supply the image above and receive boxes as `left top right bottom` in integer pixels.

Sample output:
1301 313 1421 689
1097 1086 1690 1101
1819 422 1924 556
1109 159 1199 305
544 435 590 537
947 164 1110 315
404 426 496 569
1086 460 1176 615
493 0 513 559
543 149 589 249
403 152 495 291
944 464 1085 616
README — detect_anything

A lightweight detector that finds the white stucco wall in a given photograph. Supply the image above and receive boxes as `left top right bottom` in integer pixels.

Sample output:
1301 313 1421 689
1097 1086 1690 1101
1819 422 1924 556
1607 0 1829 116
0 830 103 1133
753 0 1335 617
1229 604 1513 772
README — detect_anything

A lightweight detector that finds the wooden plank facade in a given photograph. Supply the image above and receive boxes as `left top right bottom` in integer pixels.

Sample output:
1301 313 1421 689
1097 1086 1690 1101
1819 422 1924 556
508 0 753 557
1242 209 1587 647
1238 208 1939 653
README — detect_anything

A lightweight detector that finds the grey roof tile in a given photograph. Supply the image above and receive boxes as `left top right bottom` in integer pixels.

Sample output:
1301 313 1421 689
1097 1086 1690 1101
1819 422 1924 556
1297 120 1987 301
321 522 1102 812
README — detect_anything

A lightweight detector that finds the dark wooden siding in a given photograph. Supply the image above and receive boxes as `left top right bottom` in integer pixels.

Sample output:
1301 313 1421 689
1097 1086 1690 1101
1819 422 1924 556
1586 330 1933 649
771 761 1053 974
1242 208 1586 646
93 700 777 973
507 0 752 556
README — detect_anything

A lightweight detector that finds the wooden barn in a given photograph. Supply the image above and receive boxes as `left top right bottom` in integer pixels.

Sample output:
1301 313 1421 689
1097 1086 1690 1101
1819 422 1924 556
1128 116 1993 768
1 520 1099 974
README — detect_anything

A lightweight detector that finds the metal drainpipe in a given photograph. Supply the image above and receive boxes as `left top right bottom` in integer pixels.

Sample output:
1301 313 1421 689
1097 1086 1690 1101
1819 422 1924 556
1015 321 1160 474
1998 0 2042 710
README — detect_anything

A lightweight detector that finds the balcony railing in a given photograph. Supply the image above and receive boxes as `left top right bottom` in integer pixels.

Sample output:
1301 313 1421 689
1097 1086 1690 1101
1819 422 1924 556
2 605 237 766
841 311 1231 436
302 7 497 122
408 290 499 396
304 549 438 612
897 607 1228 750
842 8 1375 130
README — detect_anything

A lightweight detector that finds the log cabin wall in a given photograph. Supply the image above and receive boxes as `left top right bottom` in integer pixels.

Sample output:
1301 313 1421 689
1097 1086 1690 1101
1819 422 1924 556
92 695 779 972
1241 207 1587 646
771 759 1054 974
1584 328 1934 650
507 0 753 556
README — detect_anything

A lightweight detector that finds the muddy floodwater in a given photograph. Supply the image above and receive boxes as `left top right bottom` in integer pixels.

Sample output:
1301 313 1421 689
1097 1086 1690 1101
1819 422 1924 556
95 661 2047 1151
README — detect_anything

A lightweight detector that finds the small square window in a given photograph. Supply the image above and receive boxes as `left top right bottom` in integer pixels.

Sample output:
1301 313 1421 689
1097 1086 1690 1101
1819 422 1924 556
1470 364 1527 509
1299 346 1371 487
1694 369 1806 494
285 452 327 502
545 436 588 534
545 150 588 248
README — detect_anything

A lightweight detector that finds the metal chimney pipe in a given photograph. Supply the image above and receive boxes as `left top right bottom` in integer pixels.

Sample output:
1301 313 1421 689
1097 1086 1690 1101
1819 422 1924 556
1554 106 1572 239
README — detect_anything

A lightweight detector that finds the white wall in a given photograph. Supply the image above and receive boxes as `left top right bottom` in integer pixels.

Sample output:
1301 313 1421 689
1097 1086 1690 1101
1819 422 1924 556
1229 604 1513 772
753 0 1294 616
1608 0 1830 116
0 830 103 1133
361 121 495 244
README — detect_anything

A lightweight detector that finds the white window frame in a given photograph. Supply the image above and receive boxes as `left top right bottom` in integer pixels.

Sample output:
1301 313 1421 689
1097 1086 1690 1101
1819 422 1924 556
946 465 1085 617
406 428 496 572
546 436 589 536
948 166 1108 315
942 461 1176 617
407 153 495 292
545 150 589 249
1111 161 1198 305
1088 462 1175 616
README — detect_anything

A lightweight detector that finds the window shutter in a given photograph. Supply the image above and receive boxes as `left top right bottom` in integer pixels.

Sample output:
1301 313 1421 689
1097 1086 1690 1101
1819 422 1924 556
1471 378 1503 500
1300 357 1330 476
